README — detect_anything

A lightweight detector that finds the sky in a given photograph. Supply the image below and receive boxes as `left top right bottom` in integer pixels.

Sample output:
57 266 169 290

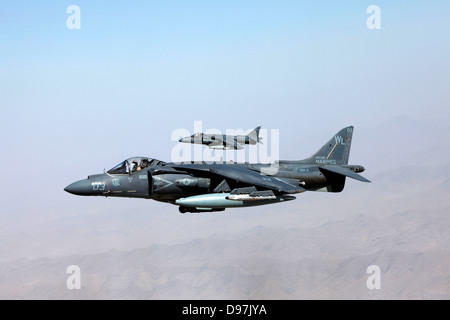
0 1 449 298
1 2 449 163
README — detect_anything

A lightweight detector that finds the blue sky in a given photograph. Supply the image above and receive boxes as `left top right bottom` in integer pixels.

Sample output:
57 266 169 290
2 2 449 126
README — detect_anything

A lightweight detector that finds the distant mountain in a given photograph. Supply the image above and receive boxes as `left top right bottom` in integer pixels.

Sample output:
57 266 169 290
0 116 448 300
1 180 448 299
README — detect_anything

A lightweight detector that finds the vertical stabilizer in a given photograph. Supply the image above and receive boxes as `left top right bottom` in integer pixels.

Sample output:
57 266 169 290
247 126 262 143
300 126 354 165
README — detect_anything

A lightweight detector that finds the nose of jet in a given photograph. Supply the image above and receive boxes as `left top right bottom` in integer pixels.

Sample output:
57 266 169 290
64 179 92 196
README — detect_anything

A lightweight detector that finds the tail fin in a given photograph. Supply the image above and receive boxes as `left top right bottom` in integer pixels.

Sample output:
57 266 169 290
248 126 262 143
301 126 354 165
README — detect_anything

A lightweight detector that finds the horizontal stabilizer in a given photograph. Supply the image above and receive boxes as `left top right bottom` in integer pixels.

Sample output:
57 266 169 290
320 165 371 183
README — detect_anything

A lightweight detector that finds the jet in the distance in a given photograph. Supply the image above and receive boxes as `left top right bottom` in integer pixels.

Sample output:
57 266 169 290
178 126 263 150
65 126 370 213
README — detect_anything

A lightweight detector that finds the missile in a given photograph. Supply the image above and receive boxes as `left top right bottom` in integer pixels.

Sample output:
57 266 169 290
175 193 296 209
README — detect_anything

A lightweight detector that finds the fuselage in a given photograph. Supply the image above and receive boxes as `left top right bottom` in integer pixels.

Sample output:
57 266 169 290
179 133 258 150
64 157 365 203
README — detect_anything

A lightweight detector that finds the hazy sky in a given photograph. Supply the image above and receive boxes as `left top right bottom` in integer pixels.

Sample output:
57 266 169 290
1 1 449 164
0 1 449 259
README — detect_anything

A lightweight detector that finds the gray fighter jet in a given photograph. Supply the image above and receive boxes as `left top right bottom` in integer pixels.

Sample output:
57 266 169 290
178 126 262 150
65 126 370 213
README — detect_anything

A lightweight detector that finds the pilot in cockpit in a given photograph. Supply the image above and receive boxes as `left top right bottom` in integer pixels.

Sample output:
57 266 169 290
131 160 138 173
132 158 151 173
140 158 150 169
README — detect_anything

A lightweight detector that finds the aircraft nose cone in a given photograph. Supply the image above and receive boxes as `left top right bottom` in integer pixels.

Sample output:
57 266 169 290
179 138 184 142
64 179 92 196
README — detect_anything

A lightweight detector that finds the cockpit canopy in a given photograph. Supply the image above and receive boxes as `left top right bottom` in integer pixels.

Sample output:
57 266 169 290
107 157 165 175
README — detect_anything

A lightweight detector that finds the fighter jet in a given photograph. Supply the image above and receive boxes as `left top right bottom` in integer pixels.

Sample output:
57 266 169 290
65 126 370 213
178 126 263 150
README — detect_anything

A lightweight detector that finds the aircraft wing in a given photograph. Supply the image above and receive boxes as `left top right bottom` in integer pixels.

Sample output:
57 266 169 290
207 138 225 148
320 165 371 182
172 163 304 194
208 138 244 150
